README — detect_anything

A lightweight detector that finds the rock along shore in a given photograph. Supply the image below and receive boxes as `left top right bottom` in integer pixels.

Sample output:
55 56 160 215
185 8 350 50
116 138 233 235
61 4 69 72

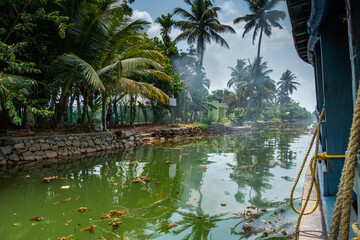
0 125 230 169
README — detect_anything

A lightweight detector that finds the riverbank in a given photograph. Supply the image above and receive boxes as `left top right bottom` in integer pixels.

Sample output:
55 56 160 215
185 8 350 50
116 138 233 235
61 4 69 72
0 122 313 171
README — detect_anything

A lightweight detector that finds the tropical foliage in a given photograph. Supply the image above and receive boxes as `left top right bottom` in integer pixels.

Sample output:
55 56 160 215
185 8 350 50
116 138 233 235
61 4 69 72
233 0 286 59
174 0 236 66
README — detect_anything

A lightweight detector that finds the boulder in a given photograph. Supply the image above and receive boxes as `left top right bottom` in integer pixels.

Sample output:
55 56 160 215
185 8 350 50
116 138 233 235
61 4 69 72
2 146 12 155
22 151 35 161
8 153 19 161
40 143 50 151
44 150 58 159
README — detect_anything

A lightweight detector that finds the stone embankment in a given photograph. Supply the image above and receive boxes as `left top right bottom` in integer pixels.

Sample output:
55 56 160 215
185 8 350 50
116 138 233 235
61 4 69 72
0 129 140 167
0 126 214 167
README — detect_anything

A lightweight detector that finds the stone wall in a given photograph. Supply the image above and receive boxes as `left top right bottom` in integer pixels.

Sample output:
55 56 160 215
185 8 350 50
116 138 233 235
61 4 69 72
0 129 140 166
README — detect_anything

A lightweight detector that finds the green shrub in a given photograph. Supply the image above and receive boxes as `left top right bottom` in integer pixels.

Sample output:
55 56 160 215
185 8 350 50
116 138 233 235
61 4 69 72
228 108 246 126
271 118 281 123
201 111 215 124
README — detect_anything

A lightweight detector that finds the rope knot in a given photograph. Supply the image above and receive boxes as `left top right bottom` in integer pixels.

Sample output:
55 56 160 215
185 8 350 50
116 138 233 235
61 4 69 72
317 152 327 161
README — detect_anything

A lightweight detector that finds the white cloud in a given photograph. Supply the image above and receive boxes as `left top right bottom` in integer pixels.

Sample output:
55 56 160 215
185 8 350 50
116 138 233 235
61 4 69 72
220 1 239 18
131 10 161 37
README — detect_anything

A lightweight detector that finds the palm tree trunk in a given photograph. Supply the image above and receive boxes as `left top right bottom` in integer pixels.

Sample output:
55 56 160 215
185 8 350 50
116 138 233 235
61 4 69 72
257 27 264 59
102 92 107 130
80 92 89 124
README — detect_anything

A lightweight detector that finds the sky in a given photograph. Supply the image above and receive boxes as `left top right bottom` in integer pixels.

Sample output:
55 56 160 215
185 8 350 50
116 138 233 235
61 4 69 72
130 0 316 111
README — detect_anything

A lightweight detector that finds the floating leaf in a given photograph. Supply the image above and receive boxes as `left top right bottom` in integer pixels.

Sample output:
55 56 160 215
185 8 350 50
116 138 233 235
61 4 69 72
140 176 151 182
76 207 89 213
29 216 44 221
12 222 19 226
41 176 59 183
132 179 142 183
109 210 126 217
113 183 119 185
61 185 70 189
129 161 137 166
24 175 31 178
80 224 95 234
166 223 177 230
220 203 227 207
165 161 172 164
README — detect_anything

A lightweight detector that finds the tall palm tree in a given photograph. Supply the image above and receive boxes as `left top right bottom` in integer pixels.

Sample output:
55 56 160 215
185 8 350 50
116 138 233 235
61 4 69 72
174 0 236 67
227 59 249 107
276 69 299 96
155 13 176 47
233 0 286 59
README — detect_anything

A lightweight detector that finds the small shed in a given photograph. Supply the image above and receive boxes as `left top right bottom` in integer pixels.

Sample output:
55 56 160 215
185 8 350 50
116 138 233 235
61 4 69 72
206 100 228 122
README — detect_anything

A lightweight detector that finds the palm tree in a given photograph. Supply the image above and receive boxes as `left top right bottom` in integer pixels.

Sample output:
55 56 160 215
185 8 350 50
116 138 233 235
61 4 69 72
155 13 176 48
276 69 299 96
174 0 236 67
233 0 286 59
227 59 249 107
54 1 173 128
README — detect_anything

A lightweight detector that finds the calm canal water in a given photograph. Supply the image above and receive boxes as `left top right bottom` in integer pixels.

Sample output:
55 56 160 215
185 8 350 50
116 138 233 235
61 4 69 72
0 130 311 240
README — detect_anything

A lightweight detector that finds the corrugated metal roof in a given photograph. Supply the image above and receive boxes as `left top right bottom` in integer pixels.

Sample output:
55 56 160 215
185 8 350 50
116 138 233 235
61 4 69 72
286 0 311 63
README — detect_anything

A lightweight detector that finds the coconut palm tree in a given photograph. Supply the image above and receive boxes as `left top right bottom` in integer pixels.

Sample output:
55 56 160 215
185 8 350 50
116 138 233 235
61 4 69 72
227 59 249 107
233 0 286 59
155 13 176 48
277 69 299 96
54 1 173 128
174 0 236 67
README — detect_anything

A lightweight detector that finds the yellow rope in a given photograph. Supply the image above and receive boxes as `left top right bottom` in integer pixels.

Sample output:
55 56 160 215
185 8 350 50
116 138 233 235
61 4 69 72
317 152 345 161
352 222 360 240
329 86 360 240
290 107 325 239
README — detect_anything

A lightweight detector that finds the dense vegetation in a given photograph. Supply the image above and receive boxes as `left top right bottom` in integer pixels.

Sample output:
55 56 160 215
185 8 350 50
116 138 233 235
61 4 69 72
0 0 312 131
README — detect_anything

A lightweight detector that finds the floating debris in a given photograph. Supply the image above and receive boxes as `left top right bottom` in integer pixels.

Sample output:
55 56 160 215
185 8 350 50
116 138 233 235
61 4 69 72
166 223 177 230
29 216 44 221
140 176 151 182
132 179 142 183
109 218 122 231
109 210 126 217
41 176 59 183
61 185 70 189
76 207 89 213
12 223 19 226
129 161 137 166
80 224 95 234
165 161 172 164
220 203 227 207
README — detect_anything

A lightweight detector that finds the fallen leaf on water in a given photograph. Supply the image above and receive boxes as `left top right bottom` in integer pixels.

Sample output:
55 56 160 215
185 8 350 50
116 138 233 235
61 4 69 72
110 210 126 217
65 220 72 226
63 198 72 202
109 218 123 231
80 224 95 234
61 185 70 189
58 237 71 240
12 223 19 226
129 161 137 166
167 223 177 230
76 207 89 213
24 175 31 178
220 203 227 206
113 183 119 185
29 216 44 221
42 176 59 183
165 161 172 164
132 179 142 183
54 202 62 205
100 214 111 220
140 176 151 182
156 182 160 184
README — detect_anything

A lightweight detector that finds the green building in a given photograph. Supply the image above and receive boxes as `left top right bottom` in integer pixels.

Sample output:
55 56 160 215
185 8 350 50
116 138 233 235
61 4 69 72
205 100 228 122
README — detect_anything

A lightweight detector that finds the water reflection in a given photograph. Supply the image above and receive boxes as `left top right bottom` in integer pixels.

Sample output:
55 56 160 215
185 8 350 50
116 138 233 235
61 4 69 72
0 131 310 239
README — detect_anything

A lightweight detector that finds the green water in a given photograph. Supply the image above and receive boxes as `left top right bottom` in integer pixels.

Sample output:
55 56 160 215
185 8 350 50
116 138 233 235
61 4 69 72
0 131 311 240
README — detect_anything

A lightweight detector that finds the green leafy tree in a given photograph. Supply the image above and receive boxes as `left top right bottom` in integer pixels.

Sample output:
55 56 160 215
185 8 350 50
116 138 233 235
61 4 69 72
233 0 286 59
228 107 246 126
174 0 236 67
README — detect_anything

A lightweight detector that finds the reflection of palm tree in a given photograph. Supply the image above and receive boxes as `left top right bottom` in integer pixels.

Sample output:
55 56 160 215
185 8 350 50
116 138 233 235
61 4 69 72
173 210 228 239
